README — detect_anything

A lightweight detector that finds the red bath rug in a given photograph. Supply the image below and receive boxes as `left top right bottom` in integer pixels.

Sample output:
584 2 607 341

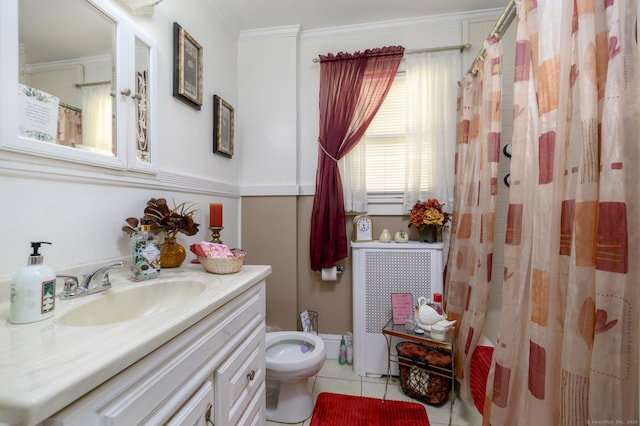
310 392 430 425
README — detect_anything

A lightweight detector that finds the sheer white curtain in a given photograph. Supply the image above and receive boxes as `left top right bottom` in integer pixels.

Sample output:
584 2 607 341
341 50 460 213
81 84 113 154
341 139 367 213
403 50 460 212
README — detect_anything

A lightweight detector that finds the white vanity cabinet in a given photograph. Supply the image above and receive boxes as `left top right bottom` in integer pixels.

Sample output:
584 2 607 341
44 282 266 426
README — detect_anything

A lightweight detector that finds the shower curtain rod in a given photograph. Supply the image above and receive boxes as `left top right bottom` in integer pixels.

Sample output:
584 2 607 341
73 80 111 88
59 101 81 113
467 0 516 75
405 43 471 56
312 43 471 63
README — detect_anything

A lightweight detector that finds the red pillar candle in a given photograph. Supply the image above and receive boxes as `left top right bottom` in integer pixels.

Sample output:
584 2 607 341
209 203 223 228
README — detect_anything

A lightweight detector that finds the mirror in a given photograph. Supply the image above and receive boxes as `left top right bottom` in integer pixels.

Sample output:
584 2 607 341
18 0 116 156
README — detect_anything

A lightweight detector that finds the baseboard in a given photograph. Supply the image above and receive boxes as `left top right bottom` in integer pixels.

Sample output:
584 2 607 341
320 333 345 360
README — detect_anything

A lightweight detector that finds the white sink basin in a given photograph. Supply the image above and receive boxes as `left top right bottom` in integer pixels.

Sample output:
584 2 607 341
57 280 207 326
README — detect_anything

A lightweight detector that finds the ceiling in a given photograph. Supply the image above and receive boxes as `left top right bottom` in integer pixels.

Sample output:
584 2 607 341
19 0 511 67
213 0 510 32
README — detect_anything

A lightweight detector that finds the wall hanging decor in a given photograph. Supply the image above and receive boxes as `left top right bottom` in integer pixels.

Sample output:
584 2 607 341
213 95 234 157
173 22 202 110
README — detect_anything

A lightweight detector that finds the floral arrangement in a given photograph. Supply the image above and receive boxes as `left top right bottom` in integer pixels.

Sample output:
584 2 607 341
123 198 200 239
409 199 451 230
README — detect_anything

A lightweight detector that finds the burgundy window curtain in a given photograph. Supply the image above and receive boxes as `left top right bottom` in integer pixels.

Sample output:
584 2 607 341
310 46 404 271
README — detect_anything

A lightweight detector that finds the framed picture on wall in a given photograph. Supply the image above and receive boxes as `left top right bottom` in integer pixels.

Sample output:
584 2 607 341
173 22 203 110
213 95 234 158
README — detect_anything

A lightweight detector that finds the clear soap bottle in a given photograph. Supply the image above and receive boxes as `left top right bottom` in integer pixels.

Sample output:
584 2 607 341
131 224 161 281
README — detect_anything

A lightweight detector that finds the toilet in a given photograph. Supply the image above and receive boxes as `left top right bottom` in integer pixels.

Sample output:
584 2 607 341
265 331 326 423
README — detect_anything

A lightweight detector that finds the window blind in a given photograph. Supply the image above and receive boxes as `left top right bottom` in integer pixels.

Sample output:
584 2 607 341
364 75 432 194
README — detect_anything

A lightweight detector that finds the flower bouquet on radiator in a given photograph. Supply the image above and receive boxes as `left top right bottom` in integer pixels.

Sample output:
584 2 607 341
409 199 450 243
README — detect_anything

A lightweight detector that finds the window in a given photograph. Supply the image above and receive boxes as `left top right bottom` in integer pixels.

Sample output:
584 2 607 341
363 73 406 194
342 50 460 215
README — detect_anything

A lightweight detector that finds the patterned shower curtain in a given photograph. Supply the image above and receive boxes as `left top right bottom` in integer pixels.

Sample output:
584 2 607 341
444 36 502 403
484 0 639 424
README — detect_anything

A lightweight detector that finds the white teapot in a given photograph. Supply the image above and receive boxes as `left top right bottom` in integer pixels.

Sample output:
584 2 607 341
416 296 456 330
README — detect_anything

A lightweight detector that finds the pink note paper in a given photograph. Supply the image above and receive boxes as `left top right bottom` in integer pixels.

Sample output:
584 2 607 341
391 293 414 325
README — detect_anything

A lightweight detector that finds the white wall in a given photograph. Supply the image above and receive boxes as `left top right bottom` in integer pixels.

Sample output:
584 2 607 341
136 0 239 180
0 0 241 281
237 27 301 194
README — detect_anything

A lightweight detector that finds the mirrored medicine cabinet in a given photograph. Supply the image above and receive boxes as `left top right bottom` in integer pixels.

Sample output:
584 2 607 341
0 0 157 173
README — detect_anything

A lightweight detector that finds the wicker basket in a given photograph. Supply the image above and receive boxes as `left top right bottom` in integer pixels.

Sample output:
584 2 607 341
396 341 452 405
198 250 246 274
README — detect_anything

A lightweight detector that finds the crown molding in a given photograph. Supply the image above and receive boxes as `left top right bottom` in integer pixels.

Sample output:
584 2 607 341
240 25 302 41
301 8 504 40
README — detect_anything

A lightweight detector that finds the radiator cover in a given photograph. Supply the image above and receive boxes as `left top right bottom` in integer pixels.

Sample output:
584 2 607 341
351 241 444 377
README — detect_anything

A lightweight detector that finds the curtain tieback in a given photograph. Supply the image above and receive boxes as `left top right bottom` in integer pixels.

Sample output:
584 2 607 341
318 138 339 162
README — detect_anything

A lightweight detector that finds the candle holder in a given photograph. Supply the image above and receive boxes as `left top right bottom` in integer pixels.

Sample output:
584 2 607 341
209 226 223 244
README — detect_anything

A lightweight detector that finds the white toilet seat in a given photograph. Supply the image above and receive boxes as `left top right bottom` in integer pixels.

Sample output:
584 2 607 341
266 331 326 377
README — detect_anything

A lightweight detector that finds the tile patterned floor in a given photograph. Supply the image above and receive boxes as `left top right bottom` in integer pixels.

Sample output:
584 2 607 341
266 361 483 426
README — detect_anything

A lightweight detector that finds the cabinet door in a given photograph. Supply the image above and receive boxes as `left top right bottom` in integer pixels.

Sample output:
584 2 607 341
235 386 265 426
4 0 157 173
165 379 213 426
126 31 157 174
214 325 265 426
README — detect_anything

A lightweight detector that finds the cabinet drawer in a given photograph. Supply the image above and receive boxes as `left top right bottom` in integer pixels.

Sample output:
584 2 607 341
215 324 265 426
165 380 213 426
236 386 265 426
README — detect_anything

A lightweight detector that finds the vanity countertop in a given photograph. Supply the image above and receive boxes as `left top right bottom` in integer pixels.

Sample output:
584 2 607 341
0 264 271 426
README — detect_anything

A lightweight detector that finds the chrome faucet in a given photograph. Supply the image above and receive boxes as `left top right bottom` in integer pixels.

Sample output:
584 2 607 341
59 261 125 300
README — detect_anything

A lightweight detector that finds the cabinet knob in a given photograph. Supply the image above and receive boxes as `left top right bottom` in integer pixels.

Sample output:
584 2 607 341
120 88 131 96
246 370 255 381
131 93 143 100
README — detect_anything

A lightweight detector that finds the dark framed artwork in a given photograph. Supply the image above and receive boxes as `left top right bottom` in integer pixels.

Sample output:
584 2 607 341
173 22 203 110
213 95 234 158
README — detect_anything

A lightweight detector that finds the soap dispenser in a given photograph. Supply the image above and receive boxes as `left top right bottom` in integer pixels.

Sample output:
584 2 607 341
10 242 56 324
131 222 161 281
